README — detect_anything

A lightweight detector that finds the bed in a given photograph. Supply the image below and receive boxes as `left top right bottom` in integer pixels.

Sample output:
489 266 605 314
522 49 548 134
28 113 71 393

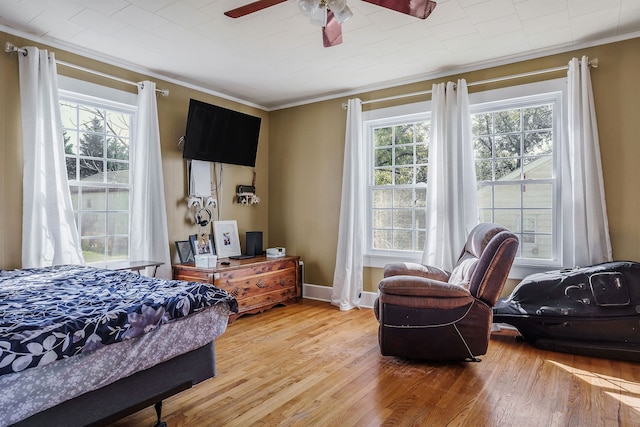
0 265 238 427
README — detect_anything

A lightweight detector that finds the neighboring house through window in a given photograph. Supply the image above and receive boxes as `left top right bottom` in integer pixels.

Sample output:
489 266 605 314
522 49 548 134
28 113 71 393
59 77 137 264
364 79 567 279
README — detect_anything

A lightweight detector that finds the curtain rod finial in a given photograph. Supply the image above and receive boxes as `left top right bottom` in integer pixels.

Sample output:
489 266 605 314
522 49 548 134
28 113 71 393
590 57 599 68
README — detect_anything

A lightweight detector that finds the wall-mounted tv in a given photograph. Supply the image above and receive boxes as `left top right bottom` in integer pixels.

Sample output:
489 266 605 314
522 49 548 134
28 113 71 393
182 99 261 167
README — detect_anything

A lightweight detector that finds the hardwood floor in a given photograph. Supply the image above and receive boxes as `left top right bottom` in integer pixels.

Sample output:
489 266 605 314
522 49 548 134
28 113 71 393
112 299 640 427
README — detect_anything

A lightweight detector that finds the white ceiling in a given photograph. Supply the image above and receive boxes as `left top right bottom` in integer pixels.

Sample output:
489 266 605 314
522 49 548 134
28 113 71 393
1 0 640 110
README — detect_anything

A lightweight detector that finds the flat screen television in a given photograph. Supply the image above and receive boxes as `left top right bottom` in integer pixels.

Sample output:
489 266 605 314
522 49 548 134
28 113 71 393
182 99 261 167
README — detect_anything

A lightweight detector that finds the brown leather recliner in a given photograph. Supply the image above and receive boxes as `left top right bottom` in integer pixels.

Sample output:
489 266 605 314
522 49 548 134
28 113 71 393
374 223 519 362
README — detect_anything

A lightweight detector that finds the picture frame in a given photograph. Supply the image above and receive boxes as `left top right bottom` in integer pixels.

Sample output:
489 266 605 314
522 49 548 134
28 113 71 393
175 240 194 264
189 233 215 256
213 220 241 258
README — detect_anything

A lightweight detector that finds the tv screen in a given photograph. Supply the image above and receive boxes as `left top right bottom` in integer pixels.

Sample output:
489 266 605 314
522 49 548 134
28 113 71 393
182 99 261 167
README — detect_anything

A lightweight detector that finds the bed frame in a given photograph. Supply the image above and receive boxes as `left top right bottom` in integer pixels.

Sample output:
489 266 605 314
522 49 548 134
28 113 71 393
12 342 216 427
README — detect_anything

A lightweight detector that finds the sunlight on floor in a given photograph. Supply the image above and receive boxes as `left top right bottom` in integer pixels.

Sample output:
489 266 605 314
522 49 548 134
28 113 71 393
549 360 640 414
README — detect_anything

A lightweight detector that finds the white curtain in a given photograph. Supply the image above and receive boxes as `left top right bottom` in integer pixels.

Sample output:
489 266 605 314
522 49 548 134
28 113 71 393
130 81 171 278
567 56 612 265
18 47 84 267
422 79 478 271
331 98 364 311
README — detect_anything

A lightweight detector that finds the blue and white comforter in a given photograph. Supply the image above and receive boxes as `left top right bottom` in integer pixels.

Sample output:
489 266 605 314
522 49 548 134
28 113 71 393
0 265 237 377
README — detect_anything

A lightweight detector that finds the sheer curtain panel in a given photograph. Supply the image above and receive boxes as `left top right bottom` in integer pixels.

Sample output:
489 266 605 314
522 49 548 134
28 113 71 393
331 98 364 311
422 80 478 271
18 47 84 267
130 81 171 278
567 56 612 265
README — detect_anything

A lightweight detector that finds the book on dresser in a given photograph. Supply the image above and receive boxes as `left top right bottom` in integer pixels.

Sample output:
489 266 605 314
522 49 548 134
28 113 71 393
172 255 300 322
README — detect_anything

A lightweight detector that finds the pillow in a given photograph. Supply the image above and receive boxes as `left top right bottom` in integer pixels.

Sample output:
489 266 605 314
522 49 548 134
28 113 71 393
448 257 478 290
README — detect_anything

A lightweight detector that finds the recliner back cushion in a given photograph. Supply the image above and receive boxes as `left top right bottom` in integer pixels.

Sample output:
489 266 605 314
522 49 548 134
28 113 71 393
448 256 478 290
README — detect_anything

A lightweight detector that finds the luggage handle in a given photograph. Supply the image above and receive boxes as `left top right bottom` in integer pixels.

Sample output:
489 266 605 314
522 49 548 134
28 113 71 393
564 283 591 305
536 306 573 316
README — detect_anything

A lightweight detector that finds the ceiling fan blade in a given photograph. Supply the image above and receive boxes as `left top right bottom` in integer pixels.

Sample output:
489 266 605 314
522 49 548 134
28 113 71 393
362 0 437 19
224 0 288 18
322 11 343 47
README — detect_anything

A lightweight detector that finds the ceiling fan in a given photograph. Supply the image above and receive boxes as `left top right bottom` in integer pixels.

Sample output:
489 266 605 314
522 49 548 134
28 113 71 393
224 0 437 48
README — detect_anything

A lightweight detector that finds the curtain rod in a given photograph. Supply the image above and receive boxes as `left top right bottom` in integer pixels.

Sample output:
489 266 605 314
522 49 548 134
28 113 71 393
343 58 599 109
4 42 169 96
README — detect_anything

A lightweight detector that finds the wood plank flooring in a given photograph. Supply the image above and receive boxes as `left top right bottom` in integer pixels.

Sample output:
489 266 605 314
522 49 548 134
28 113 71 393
111 299 640 427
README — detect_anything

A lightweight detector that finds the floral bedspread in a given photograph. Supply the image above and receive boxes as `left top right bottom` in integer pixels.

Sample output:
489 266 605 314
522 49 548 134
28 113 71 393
0 265 237 377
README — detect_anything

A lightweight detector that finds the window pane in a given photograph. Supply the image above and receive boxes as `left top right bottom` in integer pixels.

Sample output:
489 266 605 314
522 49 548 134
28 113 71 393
79 159 104 181
69 186 79 210
373 209 391 228
108 212 129 235
474 137 493 159
81 237 106 263
523 104 552 131
394 125 413 145
415 188 427 207
373 189 392 208
495 159 520 180
477 185 493 209
493 209 520 232
81 212 106 236
82 187 106 210
373 229 392 250
375 168 392 185
479 209 493 223
394 189 413 208
393 209 412 229
495 109 520 133
523 183 552 208
107 136 129 161
472 112 492 135
495 134 520 158
106 161 129 184
522 234 552 260
109 188 130 210
375 148 392 167
416 143 428 163
108 236 129 260
393 230 413 250
66 157 77 181
415 122 429 142
494 185 521 208
524 209 552 233
106 111 131 137
394 146 413 165
64 130 78 155
523 156 552 179
395 167 413 185
476 160 492 182
374 127 392 147
416 208 426 229
60 102 78 129
416 166 428 184
524 131 552 156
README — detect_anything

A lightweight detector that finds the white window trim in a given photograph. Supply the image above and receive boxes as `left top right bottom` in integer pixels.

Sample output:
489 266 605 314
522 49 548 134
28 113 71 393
363 79 570 279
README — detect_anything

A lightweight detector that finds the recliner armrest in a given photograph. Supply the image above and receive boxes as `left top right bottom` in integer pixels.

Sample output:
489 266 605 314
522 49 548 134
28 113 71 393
379 275 471 298
383 262 451 282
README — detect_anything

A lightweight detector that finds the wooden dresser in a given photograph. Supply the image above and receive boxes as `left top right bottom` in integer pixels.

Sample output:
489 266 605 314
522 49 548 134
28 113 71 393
172 255 300 322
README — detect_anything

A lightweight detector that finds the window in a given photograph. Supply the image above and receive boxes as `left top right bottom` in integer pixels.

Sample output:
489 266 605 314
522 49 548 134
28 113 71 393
472 97 557 263
364 80 567 277
364 105 431 267
59 78 136 264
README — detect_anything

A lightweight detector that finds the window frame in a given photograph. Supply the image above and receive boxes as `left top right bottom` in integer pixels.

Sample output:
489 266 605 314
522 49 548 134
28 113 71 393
58 76 137 265
363 101 431 268
363 79 569 279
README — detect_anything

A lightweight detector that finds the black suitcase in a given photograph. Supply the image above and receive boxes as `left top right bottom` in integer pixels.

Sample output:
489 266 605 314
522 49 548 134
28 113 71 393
493 261 640 362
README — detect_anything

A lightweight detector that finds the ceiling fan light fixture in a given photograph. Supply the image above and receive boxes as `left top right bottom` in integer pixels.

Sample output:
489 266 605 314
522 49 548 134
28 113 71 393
332 4 352 23
310 4 328 26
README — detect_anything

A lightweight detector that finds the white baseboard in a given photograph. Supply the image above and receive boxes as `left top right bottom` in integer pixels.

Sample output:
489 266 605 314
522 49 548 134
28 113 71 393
302 283 377 309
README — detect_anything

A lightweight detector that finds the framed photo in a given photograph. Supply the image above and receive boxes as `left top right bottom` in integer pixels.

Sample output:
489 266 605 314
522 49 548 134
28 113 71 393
175 240 194 264
190 233 215 256
213 220 241 258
